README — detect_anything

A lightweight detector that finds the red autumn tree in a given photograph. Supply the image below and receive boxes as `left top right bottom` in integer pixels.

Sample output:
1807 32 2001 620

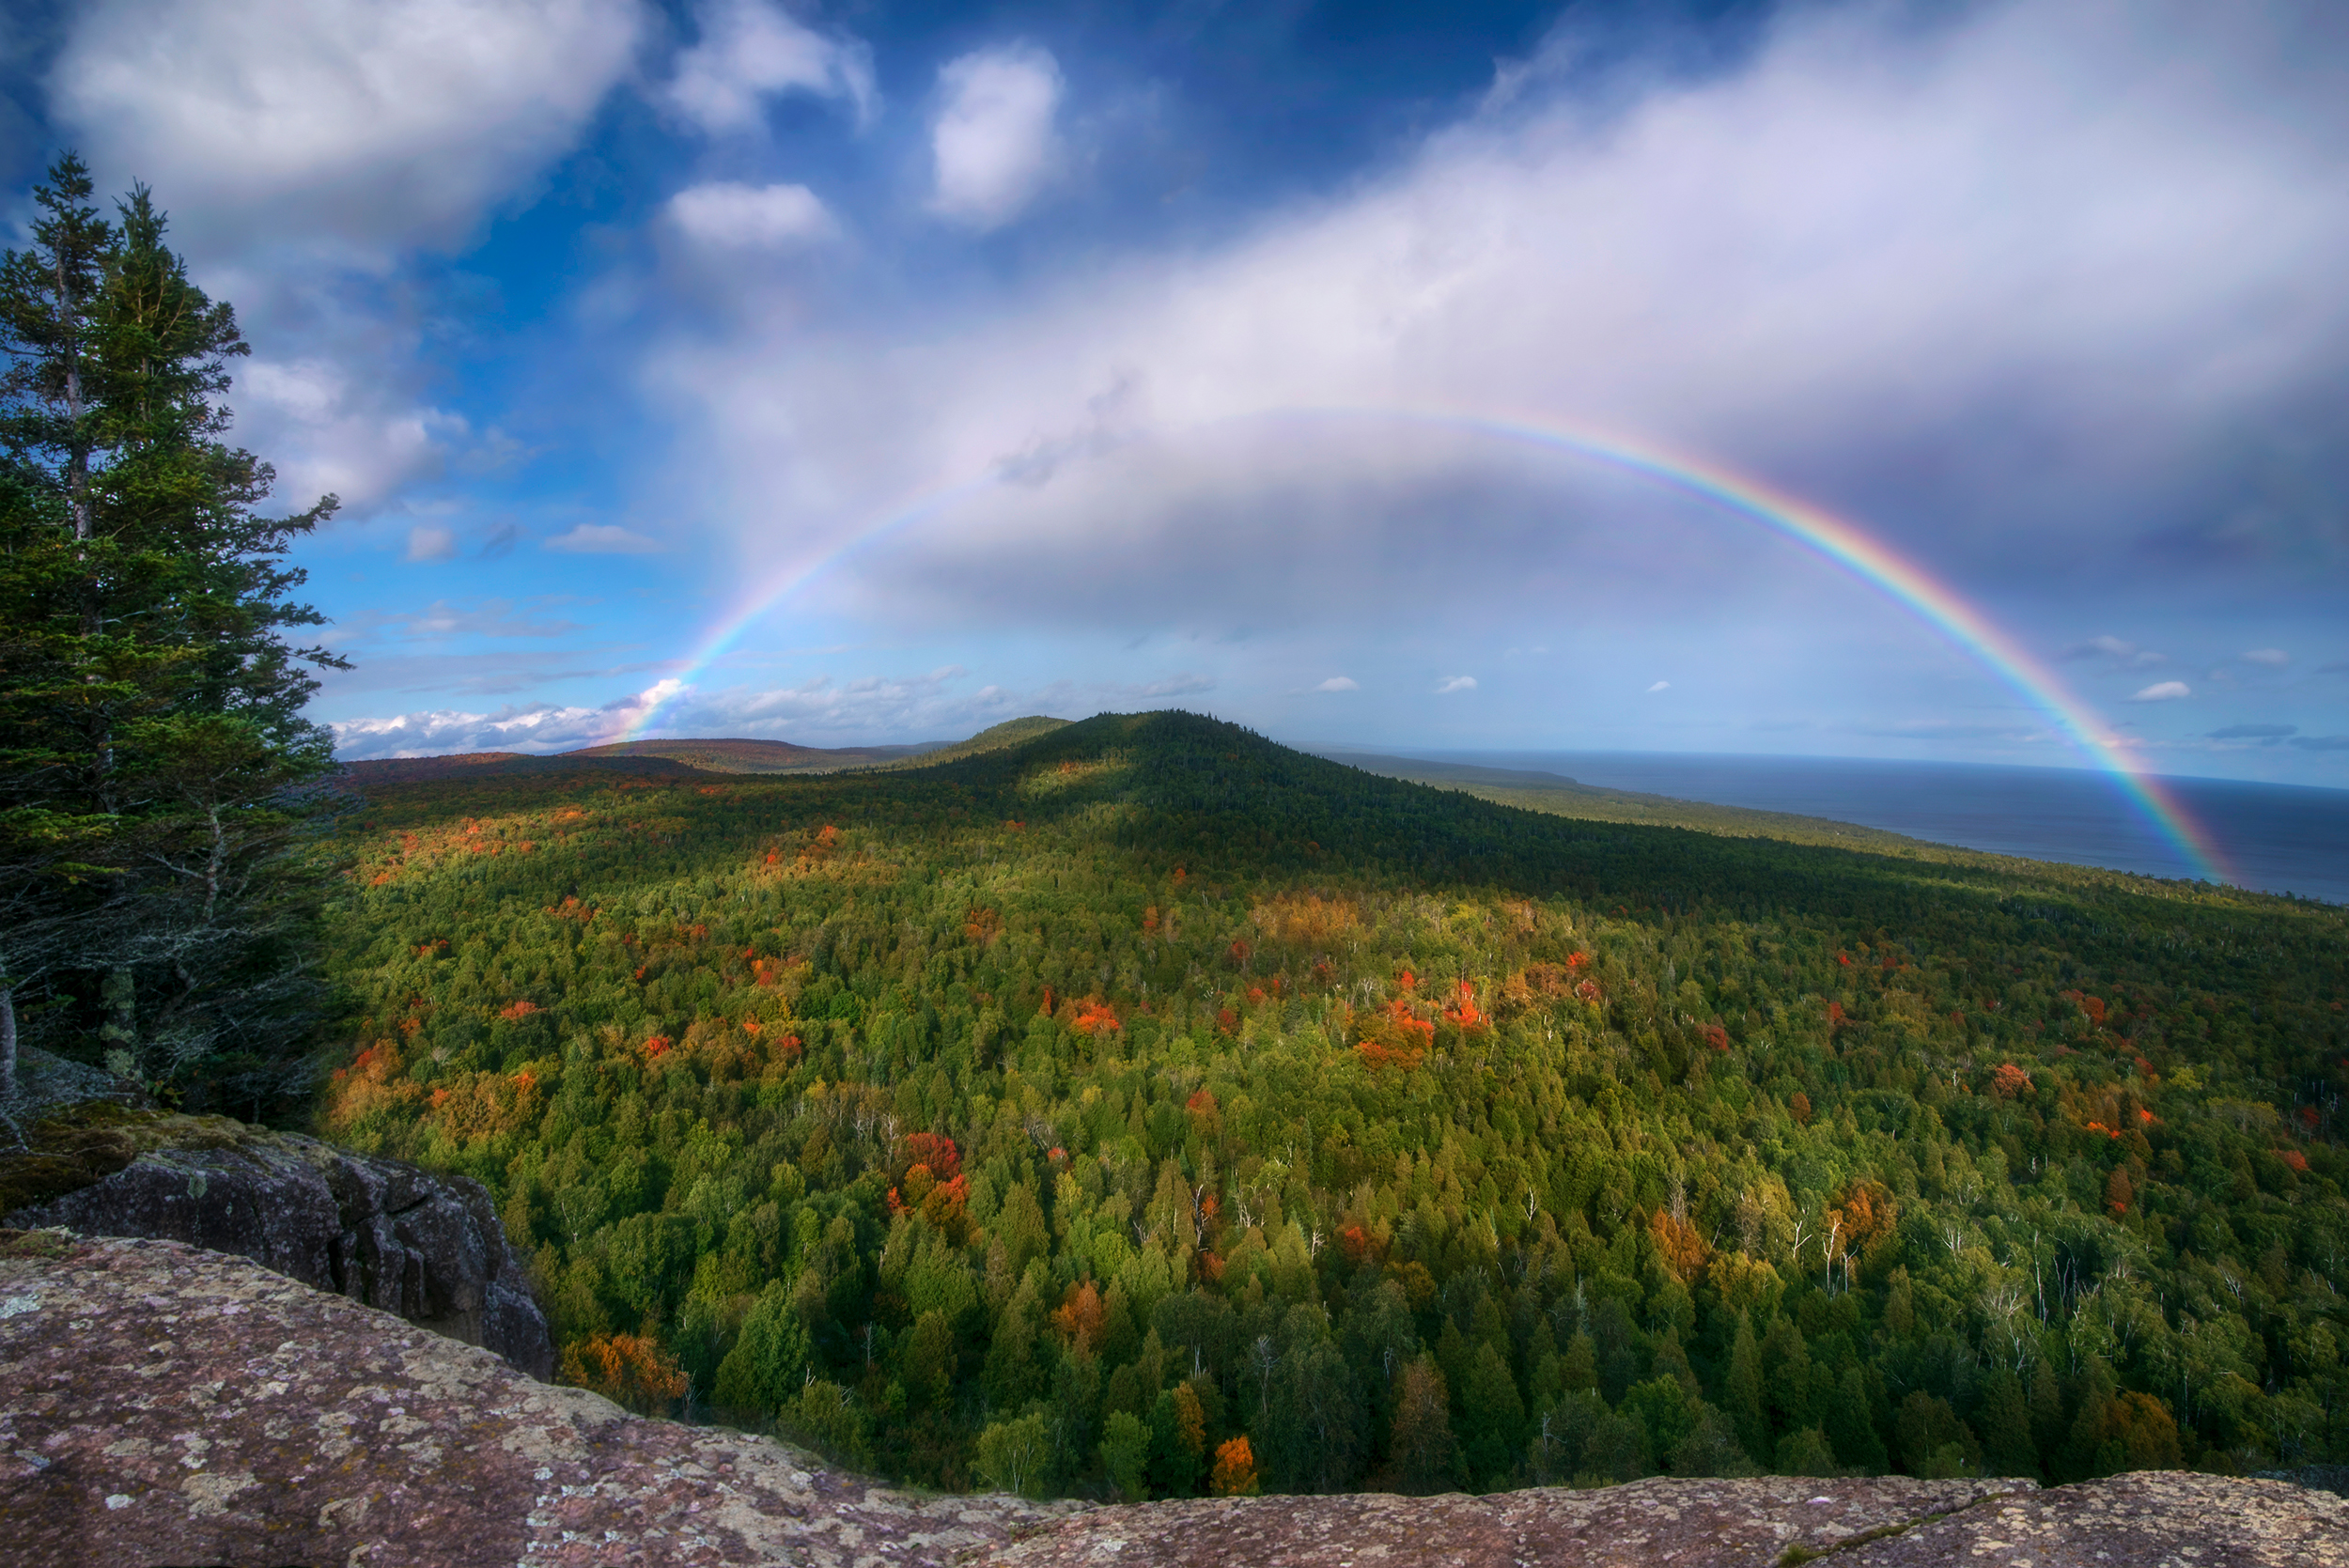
1443 980 1486 1029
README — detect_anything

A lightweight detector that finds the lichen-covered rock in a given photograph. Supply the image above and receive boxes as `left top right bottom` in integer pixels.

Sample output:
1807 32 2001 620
1837 1471 2349 1566
4 1102 551 1376
0 1234 1075 1567
973 1470 2349 1568
977 1474 2020 1567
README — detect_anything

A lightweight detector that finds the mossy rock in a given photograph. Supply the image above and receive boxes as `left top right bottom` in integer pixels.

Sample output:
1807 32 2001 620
0 1102 255 1216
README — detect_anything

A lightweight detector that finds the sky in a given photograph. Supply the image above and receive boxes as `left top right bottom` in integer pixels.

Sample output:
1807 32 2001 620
5 0 2347 783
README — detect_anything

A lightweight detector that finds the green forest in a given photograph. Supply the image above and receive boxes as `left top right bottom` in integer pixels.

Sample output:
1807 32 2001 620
318 710 2349 1500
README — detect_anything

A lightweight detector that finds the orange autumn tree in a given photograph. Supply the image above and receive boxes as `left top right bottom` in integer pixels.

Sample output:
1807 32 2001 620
1051 1281 1107 1358
1649 1205 1712 1284
561 1333 689 1415
1210 1436 1260 1496
1832 1179 1899 1255
1252 893 1360 946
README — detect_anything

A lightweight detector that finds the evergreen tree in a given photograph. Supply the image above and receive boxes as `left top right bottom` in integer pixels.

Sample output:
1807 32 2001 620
1976 1367 2040 1479
1386 1356 1463 1494
0 153 344 1111
1827 1366 1890 1473
1722 1312 1768 1461
1458 1342 1527 1488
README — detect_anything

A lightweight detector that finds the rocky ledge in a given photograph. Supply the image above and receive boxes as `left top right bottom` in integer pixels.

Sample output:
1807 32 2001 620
2 1084 551 1377
0 1233 1075 1567
993 1471 2349 1567
2 1234 2345 1568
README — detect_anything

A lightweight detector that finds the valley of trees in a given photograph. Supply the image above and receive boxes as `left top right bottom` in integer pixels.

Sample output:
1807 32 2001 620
320 710 2349 1499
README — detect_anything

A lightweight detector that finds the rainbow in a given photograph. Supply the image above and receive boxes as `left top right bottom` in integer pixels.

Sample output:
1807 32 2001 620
615 407 2233 886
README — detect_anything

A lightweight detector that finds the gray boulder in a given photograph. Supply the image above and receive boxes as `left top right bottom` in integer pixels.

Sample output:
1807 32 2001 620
4 1095 551 1378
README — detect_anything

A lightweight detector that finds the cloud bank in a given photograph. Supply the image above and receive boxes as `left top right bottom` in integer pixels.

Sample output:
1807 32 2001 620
656 1 2349 650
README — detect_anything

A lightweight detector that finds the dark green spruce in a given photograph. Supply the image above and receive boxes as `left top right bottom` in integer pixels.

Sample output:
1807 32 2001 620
1 153 345 1116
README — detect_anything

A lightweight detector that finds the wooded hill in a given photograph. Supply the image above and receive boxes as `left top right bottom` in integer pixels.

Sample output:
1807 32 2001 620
342 717 1075 788
318 710 2349 1501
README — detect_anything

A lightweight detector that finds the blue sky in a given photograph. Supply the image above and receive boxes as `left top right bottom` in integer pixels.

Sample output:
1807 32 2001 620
6 0 2347 781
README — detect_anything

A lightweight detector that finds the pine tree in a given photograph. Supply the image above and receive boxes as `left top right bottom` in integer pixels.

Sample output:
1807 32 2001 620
1977 1366 2041 1479
0 153 344 1111
1723 1312 1768 1460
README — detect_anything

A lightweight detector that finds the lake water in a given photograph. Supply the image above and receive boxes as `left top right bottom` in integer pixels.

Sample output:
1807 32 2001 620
1406 751 2349 906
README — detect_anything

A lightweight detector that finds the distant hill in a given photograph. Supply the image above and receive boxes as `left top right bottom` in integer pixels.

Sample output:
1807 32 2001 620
1312 749 1947 857
569 737 941 774
339 716 1073 788
339 752 701 786
885 714 1071 768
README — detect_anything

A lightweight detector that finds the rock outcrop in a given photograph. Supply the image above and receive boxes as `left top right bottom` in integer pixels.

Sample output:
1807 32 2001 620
4 1232 2346 1568
2 1093 552 1377
0 1233 1070 1567
989 1471 2349 1566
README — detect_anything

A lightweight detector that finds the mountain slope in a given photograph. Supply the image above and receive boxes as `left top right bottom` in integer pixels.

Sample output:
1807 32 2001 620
315 707 2347 1500
888 714 1071 768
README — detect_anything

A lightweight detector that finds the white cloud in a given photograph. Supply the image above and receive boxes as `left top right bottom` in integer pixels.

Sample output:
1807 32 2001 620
405 525 459 562
544 523 662 553
333 699 626 758
1314 676 1360 692
54 0 648 260
667 181 837 249
328 668 1041 758
236 358 465 514
1435 675 1477 693
2241 647 2290 666
2130 680 2192 701
661 0 875 134
928 44 1064 230
1646 680 1672 693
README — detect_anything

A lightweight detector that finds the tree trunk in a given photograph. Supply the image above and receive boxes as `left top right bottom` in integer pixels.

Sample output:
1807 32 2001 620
1 979 18 1100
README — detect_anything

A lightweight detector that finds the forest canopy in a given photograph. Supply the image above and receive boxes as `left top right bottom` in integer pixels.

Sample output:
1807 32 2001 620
319 710 2348 1498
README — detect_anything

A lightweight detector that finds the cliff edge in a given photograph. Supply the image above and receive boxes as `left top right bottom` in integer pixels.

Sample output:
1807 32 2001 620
2 1068 552 1377
2 1234 2343 1568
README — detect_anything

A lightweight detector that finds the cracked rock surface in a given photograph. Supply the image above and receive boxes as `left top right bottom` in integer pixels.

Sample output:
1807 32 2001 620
975 1475 2015 1567
0 1234 1073 1567
1837 1471 2349 1566
976 1471 2349 1568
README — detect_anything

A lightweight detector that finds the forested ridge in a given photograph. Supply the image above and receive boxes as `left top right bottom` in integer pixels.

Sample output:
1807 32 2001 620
319 710 2349 1499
